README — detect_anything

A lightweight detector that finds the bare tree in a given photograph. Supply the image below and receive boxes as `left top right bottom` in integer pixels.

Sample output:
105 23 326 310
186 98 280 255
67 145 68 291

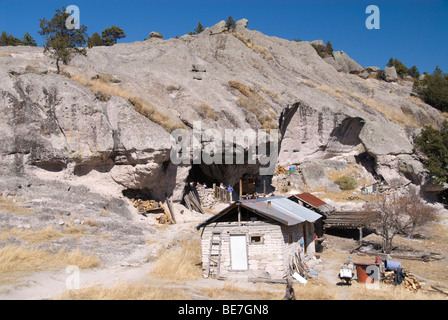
366 188 437 253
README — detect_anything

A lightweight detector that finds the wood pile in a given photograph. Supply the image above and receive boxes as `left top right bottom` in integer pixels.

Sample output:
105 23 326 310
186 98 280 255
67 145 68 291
382 268 422 292
324 211 377 229
184 191 205 214
274 165 287 176
130 199 161 213
130 198 175 224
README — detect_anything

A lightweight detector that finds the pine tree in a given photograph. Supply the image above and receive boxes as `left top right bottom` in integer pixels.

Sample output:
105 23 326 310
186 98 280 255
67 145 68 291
326 40 333 54
194 22 205 34
87 32 105 48
101 26 126 46
22 32 37 46
38 7 88 73
226 16 236 31
0 31 22 46
407 65 420 79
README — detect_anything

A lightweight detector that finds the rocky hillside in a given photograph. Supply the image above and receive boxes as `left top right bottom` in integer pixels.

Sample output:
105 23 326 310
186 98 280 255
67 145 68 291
0 19 443 207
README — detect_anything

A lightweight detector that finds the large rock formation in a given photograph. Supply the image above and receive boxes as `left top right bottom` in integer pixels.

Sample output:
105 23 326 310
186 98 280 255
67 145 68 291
0 19 443 205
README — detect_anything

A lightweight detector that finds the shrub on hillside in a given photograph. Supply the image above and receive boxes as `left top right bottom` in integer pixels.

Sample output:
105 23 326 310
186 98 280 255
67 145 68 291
334 175 357 190
413 66 448 112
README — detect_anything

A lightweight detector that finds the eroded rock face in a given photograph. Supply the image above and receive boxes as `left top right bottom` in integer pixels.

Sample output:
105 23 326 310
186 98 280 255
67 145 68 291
0 19 443 202
324 51 364 74
0 72 186 201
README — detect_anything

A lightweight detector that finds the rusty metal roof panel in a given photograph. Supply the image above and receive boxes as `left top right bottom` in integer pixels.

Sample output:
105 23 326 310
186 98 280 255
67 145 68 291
293 193 327 207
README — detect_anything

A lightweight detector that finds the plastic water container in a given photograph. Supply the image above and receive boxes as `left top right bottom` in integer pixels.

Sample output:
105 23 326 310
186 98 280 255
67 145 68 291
384 259 401 271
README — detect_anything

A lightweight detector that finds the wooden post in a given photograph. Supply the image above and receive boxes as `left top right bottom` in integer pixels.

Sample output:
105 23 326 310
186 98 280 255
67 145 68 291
237 204 241 226
239 179 242 200
263 180 266 197
358 227 363 244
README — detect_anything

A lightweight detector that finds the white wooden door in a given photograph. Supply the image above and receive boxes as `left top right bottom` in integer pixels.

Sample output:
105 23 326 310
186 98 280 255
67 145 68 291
230 235 248 270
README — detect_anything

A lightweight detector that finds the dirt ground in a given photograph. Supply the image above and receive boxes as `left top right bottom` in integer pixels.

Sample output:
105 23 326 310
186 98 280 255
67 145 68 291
1 220 447 300
1 189 448 300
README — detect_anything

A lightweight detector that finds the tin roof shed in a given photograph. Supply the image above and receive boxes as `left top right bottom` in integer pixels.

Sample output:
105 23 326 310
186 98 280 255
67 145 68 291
196 196 322 229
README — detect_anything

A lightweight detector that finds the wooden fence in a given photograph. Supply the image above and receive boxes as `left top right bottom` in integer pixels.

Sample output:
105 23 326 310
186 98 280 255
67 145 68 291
213 184 233 203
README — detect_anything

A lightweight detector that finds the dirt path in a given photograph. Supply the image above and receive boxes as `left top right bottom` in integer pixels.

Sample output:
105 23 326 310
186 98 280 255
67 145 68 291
0 260 156 300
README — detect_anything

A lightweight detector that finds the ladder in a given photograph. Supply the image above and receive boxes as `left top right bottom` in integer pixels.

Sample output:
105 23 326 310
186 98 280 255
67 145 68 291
207 232 222 278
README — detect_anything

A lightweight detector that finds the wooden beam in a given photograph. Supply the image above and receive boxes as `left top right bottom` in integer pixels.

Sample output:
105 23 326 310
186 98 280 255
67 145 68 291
263 180 266 196
239 179 242 200
237 204 241 226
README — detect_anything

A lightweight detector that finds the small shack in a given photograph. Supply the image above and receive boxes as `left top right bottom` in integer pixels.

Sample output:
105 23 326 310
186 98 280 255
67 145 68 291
196 196 322 280
288 193 335 238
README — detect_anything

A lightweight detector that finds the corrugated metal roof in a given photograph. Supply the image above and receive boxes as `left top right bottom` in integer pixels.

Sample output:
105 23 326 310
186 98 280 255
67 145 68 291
293 193 327 207
196 196 322 229
241 196 322 226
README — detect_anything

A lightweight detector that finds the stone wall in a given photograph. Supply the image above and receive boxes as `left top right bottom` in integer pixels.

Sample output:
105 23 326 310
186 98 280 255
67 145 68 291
200 220 316 279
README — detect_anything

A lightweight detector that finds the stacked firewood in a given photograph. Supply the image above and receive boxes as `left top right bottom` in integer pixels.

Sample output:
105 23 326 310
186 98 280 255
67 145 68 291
382 268 421 291
130 198 161 213
274 165 287 176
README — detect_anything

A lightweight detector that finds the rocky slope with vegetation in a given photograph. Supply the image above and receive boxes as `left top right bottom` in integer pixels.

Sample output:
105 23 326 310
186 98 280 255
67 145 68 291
1 19 447 294
1 20 443 198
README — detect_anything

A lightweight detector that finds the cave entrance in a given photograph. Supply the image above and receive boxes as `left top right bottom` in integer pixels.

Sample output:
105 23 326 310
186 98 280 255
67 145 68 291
355 151 377 177
184 163 270 203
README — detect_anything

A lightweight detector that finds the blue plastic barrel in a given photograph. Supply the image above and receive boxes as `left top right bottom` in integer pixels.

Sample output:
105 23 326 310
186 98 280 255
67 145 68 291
384 259 401 271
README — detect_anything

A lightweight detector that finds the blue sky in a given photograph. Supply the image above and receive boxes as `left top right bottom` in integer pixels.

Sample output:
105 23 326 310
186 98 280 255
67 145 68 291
0 0 447 73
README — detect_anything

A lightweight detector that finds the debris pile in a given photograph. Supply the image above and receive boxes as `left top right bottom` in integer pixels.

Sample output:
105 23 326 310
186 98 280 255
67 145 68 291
130 199 162 213
274 165 287 176
382 267 422 291
184 190 205 213
130 198 175 224
289 253 323 284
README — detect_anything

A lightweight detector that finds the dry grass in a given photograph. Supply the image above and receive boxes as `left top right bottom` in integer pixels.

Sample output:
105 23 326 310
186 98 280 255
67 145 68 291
0 245 100 286
69 74 184 132
200 282 284 300
229 80 278 130
0 225 87 244
231 32 273 62
301 80 420 128
345 282 443 300
0 196 33 215
150 236 202 281
199 103 220 121
260 87 281 103
57 282 190 300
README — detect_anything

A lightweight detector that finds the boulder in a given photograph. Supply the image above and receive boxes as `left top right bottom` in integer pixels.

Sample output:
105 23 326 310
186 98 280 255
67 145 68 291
310 40 325 47
149 31 163 39
204 20 227 35
359 121 413 156
358 70 369 79
235 19 248 29
324 51 363 74
299 161 340 191
365 66 380 73
384 66 398 82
